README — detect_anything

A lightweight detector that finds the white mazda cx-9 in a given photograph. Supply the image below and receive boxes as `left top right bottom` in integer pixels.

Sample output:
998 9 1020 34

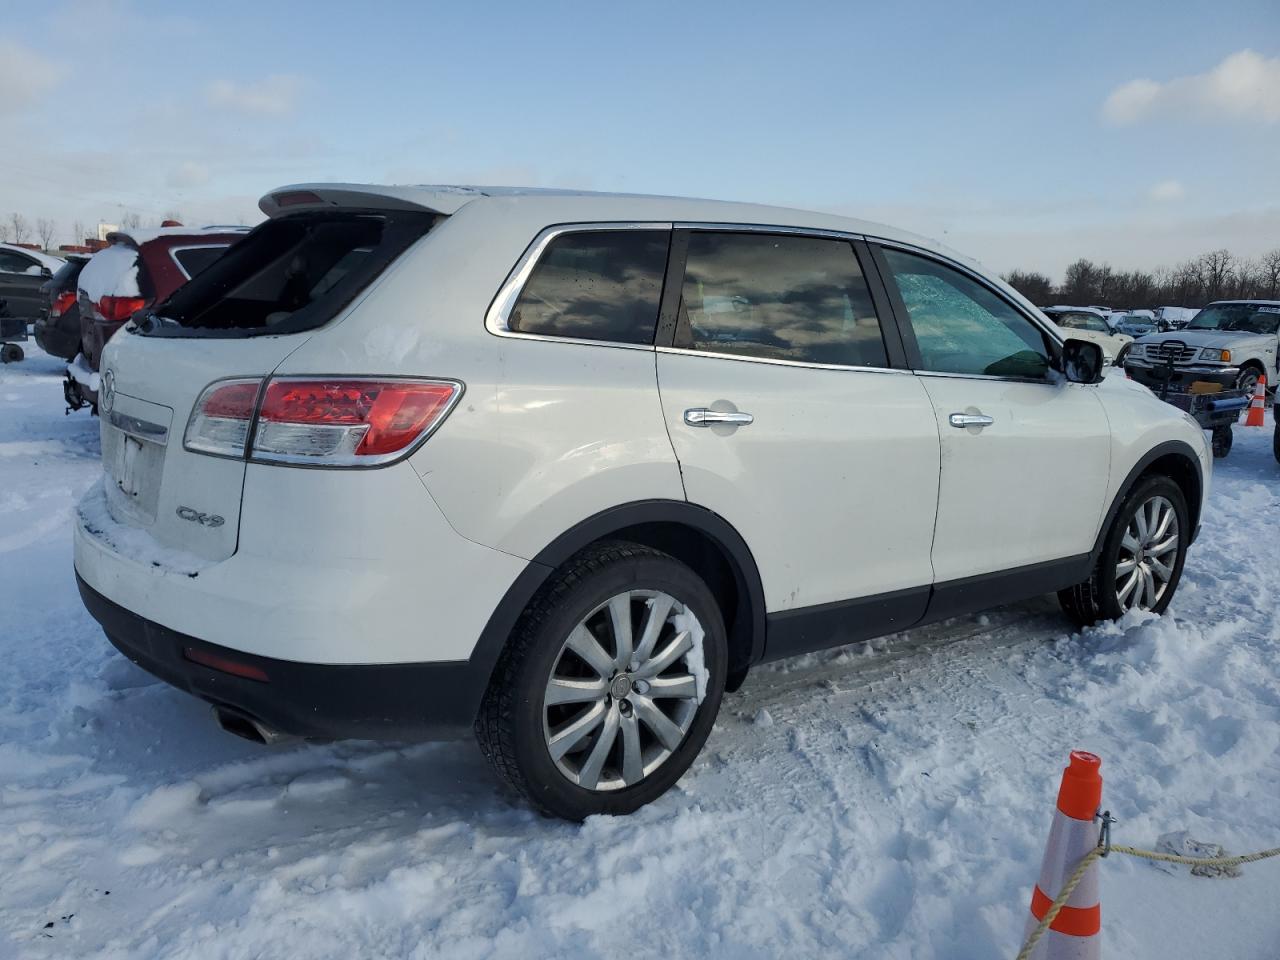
75 184 1210 819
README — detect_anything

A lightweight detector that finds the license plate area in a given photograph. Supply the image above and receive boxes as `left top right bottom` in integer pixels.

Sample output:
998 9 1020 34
101 395 174 527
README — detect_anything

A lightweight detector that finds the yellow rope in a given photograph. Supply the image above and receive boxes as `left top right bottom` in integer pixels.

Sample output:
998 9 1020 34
1014 843 1280 960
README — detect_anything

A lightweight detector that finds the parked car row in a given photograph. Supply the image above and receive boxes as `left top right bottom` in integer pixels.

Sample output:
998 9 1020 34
1 242 67 362
72 182 1213 820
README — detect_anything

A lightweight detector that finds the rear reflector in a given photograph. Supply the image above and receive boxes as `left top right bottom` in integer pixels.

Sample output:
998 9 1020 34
184 646 270 682
99 295 148 323
184 378 262 458
183 376 461 466
254 379 461 465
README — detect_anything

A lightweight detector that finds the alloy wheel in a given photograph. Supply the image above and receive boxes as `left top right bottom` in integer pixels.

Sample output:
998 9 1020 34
542 590 704 792
1115 494 1180 612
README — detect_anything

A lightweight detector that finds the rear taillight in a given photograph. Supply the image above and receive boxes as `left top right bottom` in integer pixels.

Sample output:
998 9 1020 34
50 292 77 317
184 379 262 458
98 296 147 322
183 377 461 466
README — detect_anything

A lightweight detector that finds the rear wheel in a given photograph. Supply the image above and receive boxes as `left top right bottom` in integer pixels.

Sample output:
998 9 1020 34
1059 475 1189 627
1273 423 1280 465
0 343 23 363
476 542 727 820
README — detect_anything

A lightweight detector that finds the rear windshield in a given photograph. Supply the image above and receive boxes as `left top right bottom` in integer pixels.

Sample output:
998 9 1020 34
139 210 435 337
51 258 88 289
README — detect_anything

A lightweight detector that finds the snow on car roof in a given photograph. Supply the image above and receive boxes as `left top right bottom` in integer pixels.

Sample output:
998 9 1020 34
0 242 65 272
107 226 251 246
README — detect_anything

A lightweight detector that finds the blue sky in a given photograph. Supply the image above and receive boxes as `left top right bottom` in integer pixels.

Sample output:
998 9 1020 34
2 0 1277 276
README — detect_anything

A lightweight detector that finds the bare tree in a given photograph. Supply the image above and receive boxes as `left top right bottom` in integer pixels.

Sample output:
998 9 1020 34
1190 249 1235 302
73 220 86 246
1259 249 1280 300
36 218 57 251
1003 269 1053 305
120 210 142 230
9 213 30 245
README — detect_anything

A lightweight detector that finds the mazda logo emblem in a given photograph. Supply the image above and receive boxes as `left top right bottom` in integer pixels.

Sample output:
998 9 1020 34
100 369 116 413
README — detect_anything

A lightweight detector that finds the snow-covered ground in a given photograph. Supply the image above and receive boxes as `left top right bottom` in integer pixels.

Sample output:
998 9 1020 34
2 345 1278 959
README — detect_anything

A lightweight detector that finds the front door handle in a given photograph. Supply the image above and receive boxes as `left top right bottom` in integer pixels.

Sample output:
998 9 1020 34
684 408 754 427
948 413 994 429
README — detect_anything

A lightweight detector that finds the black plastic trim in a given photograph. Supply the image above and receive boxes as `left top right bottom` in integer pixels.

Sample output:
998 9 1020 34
922 554 1092 626
853 238 910 370
77 572 484 741
763 585 928 662
654 230 688 348
1089 439 1204 554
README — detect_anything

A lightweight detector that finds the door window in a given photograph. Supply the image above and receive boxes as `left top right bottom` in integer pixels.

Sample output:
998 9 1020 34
509 230 670 344
883 248 1052 379
0 251 37 275
675 232 888 367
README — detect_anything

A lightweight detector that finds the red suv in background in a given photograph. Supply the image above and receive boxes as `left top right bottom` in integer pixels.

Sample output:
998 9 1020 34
67 225 249 411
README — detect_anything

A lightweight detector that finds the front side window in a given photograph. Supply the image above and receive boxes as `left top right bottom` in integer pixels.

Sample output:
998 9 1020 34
675 232 888 367
509 230 670 345
883 248 1052 379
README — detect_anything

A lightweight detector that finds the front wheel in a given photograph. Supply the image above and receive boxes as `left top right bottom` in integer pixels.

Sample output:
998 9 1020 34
1237 367 1261 399
1059 475 1189 627
476 542 727 820
1273 423 1280 465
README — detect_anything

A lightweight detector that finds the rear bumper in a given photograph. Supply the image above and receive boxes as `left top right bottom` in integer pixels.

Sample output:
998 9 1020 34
78 572 483 741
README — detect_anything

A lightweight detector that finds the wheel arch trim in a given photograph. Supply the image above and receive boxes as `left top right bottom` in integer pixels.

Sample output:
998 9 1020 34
466 500 767 718
1092 439 1204 560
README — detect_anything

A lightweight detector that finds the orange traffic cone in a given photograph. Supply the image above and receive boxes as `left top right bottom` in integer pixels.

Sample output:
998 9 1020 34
1245 375 1267 427
1024 751 1103 959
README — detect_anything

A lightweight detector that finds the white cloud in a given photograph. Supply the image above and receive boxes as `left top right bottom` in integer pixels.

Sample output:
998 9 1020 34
1103 49 1280 125
0 41 68 115
1148 179 1186 202
205 75 302 116
167 161 210 189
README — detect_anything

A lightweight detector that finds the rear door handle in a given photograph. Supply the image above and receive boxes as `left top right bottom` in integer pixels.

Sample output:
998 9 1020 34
684 408 754 427
948 413 994 429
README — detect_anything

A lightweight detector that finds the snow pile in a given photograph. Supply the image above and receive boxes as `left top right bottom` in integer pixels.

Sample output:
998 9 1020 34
77 478 213 576
1 343 1279 958
66 353 99 392
77 244 140 304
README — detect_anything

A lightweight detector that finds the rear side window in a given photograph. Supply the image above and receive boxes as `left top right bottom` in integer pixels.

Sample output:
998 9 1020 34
172 245 228 279
51 258 87 288
143 211 435 337
675 232 888 367
0 251 37 275
509 230 670 345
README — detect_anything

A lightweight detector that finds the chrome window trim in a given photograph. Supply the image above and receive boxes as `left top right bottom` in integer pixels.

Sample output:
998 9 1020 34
655 346 905 375
484 222 673 350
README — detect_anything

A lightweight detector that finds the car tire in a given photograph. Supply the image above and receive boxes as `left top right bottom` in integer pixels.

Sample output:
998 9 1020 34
1273 423 1280 465
476 541 727 820
0 343 23 363
1059 475 1189 627
1211 426 1233 459
1237 367 1262 399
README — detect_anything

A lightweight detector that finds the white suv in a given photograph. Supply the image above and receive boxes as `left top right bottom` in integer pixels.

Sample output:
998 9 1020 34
75 184 1210 819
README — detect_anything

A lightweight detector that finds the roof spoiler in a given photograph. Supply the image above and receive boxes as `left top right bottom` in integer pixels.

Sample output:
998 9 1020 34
258 183 484 219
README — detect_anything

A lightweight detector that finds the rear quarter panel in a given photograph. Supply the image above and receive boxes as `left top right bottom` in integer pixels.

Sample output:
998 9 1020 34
269 199 686 561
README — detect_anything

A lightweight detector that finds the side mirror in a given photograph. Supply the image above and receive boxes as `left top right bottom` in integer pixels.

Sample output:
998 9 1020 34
1061 338 1105 384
